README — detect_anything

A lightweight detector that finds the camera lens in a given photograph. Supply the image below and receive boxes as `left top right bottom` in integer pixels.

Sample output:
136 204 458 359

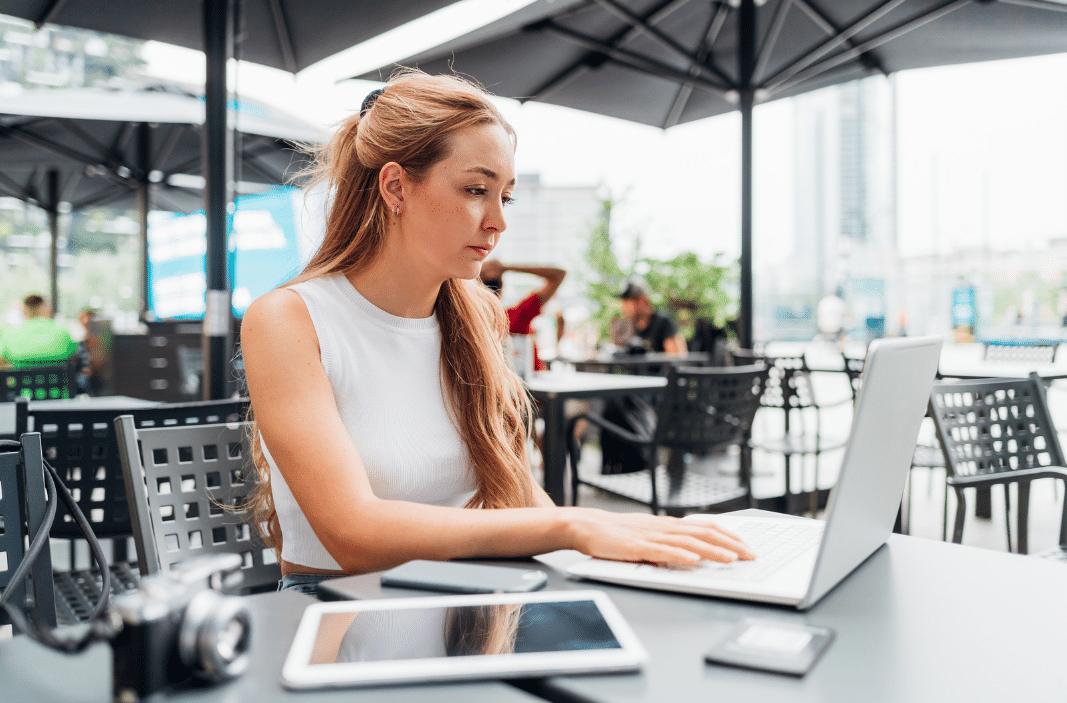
179 590 252 682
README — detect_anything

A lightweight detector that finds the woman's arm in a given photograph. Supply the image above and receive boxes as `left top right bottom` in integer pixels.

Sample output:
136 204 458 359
242 289 751 575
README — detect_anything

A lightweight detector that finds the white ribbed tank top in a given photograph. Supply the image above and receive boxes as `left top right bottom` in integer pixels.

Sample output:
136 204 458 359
261 274 477 571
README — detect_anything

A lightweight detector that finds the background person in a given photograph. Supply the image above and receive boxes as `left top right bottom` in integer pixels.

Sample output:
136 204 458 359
0 294 77 368
616 276 687 355
478 258 566 371
240 70 752 597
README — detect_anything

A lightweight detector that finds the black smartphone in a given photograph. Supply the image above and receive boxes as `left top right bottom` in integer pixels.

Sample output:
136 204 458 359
379 560 549 594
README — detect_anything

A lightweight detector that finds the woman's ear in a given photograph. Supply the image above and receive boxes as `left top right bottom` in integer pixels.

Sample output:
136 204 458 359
379 162 405 212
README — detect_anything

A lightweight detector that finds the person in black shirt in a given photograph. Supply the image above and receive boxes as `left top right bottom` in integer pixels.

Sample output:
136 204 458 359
616 277 687 354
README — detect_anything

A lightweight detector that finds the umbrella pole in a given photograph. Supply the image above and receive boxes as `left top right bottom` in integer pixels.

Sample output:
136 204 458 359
136 122 151 319
738 0 756 351
202 0 235 400
47 168 60 317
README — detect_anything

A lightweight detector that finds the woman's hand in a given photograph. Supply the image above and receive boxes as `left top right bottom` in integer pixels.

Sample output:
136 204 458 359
562 508 755 566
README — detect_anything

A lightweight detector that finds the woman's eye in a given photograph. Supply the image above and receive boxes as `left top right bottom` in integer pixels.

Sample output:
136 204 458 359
502 196 516 207
466 187 487 196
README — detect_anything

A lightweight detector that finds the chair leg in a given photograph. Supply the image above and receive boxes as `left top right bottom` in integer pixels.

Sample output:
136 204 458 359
942 476 950 543
1003 484 1013 553
1016 481 1030 555
952 487 967 544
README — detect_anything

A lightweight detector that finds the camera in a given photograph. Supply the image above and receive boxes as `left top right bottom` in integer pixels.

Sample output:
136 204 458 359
109 553 252 703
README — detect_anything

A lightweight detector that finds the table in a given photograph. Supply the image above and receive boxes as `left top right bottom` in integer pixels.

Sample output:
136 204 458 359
525 372 667 506
0 590 545 703
937 342 1067 381
0 394 159 438
327 509 1067 703
550 352 711 376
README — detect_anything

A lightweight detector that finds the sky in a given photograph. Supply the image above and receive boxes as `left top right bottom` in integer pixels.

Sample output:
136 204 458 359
139 0 1067 268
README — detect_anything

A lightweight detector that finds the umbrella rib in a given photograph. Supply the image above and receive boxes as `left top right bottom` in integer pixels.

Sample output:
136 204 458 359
792 0 889 77
663 6 727 129
539 22 730 95
753 0 796 84
58 119 134 174
0 124 122 178
768 0 970 96
155 124 185 171
59 168 83 203
760 0 908 91
266 0 299 73
32 0 69 28
0 171 37 204
525 0 694 102
999 0 1067 12
590 0 729 86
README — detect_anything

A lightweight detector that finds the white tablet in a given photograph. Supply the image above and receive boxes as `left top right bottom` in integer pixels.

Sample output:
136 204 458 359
280 589 647 689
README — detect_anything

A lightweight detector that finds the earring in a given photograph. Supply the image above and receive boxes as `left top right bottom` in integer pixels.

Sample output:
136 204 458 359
393 204 400 217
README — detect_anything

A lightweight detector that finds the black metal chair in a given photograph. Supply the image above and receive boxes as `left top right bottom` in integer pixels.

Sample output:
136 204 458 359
1 360 77 402
14 397 249 621
929 373 1067 558
115 417 280 592
0 433 58 632
746 353 849 515
566 364 768 515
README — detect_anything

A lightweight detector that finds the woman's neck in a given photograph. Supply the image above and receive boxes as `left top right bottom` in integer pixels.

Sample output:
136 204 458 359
346 254 441 319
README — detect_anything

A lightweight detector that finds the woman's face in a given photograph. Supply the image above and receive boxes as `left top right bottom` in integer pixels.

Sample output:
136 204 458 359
398 122 516 284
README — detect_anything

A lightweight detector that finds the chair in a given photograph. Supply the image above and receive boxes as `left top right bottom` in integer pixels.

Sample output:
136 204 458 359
928 373 1067 557
115 417 280 591
747 353 849 515
14 397 249 621
0 433 58 631
982 341 1059 364
1 361 77 402
566 364 768 515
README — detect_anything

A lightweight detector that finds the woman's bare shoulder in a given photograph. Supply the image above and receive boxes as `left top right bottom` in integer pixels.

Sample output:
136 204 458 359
241 288 312 342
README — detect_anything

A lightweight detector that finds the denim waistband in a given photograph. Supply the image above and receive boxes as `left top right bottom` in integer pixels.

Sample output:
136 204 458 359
277 572 335 598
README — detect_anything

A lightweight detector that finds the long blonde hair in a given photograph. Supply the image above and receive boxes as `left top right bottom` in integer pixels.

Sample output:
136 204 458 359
248 69 536 553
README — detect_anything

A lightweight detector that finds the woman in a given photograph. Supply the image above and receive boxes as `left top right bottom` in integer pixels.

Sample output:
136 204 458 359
241 69 753 596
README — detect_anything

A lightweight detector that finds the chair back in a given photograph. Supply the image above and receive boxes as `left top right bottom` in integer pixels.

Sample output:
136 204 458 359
842 353 865 401
982 341 1058 364
757 354 821 413
1 361 77 402
115 416 280 592
929 374 1066 479
0 433 57 629
15 397 248 539
653 364 768 454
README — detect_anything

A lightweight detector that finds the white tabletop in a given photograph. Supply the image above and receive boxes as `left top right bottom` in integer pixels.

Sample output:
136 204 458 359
524 371 668 394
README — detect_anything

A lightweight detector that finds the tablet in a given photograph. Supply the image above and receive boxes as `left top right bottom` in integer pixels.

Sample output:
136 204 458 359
280 589 646 689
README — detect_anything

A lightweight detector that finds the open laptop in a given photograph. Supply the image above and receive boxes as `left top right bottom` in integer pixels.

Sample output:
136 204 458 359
566 335 944 611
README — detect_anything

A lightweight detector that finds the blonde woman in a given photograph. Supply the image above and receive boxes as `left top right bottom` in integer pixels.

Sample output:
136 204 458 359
241 69 753 596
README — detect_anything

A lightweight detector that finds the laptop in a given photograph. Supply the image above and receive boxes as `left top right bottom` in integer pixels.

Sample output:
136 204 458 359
565 335 944 610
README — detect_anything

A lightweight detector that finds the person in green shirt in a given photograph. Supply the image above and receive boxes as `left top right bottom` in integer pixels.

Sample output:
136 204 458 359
0 294 78 369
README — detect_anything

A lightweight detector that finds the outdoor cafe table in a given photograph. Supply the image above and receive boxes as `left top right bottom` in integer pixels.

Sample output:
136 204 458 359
525 371 667 506
327 509 1067 703
548 351 711 376
0 394 159 439
0 589 543 703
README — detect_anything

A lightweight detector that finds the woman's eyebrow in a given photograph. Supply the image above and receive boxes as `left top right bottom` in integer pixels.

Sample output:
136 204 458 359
466 166 516 186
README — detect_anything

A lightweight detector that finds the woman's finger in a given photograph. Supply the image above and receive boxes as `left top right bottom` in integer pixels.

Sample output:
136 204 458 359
653 533 741 564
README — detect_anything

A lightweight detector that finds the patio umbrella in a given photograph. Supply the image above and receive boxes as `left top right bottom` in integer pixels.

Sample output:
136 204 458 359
3 0 463 397
0 82 325 317
354 0 1067 349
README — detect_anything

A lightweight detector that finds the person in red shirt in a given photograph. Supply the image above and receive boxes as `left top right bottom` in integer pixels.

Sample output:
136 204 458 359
479 259 566 371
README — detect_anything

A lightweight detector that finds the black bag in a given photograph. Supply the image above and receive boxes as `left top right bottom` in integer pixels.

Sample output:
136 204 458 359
599 394 657 474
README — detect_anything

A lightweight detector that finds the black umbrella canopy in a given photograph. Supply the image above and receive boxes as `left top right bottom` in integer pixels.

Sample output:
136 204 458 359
358 0 1067 129
356 0 1067 348
0 83 324 214
2 0 461 72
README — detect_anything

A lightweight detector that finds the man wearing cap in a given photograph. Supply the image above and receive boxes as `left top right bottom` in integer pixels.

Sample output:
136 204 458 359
617 276 688 355
0 294 77 369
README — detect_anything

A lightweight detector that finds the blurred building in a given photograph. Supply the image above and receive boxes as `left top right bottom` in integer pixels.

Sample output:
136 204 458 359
490 173 602 307
758 76 898 342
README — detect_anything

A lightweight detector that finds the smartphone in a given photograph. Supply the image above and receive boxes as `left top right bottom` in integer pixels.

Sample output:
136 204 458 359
379 560 548 594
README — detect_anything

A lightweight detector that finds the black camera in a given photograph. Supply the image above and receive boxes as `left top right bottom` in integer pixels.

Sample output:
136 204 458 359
109 553 252 703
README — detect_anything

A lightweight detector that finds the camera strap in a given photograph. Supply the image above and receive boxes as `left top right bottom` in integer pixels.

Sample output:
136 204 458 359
0 439 116 652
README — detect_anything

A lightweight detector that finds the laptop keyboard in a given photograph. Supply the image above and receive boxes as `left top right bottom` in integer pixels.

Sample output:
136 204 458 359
637 520 825 583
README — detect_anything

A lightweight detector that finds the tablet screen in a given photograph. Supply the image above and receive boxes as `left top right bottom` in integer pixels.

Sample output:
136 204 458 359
282 590 645 688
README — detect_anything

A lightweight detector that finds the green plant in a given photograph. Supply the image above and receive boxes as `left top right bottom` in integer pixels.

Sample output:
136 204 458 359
582 197 738 341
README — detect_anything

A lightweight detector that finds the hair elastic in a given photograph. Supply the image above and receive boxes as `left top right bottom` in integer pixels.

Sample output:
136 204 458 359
360 88 384 117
